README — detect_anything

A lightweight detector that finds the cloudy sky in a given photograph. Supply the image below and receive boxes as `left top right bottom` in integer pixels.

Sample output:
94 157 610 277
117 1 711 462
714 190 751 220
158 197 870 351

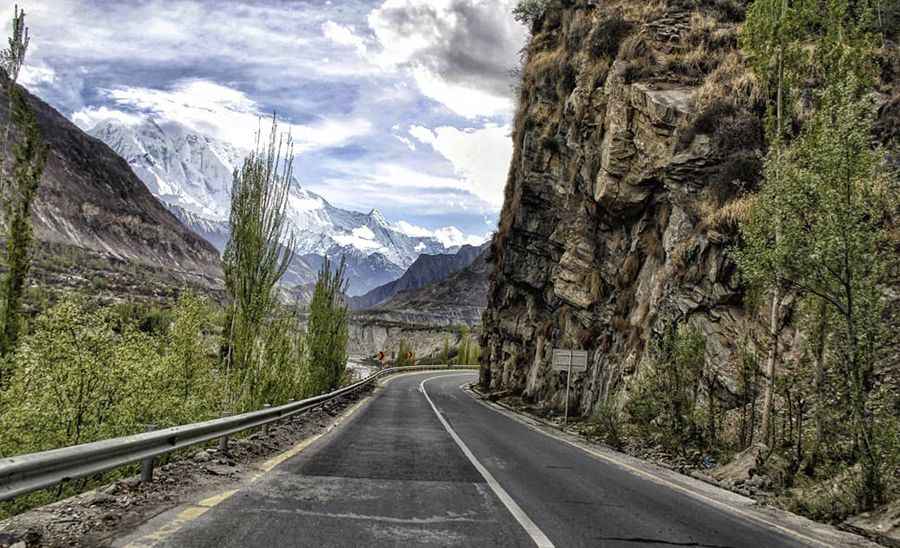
11 0 528 241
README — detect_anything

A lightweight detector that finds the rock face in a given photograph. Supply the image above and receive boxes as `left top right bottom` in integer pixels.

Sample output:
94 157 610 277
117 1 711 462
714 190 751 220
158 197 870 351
0 72 222 289
481 1 769 414
347 320 466 362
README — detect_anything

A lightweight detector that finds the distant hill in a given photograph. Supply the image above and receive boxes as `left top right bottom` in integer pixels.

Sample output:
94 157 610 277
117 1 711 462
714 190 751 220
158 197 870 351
354 247 491 327
0 71 222 297
349 243 487 310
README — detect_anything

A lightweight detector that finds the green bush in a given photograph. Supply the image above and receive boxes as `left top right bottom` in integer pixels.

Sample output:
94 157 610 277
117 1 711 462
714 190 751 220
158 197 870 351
513 0 552 27
396 339 415 367
624 322 708 453
0 294 226 459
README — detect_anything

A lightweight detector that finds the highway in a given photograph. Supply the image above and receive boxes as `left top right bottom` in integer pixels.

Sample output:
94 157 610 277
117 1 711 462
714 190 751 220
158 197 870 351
135 371 841 547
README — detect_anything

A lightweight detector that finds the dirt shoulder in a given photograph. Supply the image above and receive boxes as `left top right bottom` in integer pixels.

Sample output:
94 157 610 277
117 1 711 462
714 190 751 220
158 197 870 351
0 387 372 548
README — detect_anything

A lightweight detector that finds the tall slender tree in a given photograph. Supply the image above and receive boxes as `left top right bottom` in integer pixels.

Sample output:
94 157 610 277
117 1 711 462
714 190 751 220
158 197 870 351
740 0 811 446
0 6 45 365
305 257 349 393
737 68 894 508
222 116 295 408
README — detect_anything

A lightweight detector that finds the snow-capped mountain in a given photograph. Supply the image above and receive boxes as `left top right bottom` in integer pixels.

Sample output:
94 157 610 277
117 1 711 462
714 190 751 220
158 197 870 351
88 118 461 295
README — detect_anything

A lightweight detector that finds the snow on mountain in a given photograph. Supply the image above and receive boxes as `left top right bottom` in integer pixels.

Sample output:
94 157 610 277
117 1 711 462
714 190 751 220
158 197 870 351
88 118 473 295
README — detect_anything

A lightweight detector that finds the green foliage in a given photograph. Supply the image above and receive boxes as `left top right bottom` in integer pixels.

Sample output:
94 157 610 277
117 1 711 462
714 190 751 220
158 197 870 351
513 0 551 27
625 323 709 453
455 326 481 366
223 116 295 379
0 8 45 364
244 304 307 409
0 294 228 518
0 5 29 84
736 49 896 507
305 257 350 393
0 295 225 458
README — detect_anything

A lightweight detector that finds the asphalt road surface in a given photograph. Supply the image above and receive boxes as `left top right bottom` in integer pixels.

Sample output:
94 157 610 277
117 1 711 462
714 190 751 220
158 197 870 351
151 372 816 547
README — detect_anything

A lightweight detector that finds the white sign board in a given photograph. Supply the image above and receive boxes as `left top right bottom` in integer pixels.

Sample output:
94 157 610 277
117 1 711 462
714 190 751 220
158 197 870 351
551 349 588 372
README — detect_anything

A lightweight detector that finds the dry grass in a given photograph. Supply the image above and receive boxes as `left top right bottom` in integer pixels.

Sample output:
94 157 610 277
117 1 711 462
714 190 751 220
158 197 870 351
698 194 756 233
696 51 761 111
528 46 568 83
622 0 666 24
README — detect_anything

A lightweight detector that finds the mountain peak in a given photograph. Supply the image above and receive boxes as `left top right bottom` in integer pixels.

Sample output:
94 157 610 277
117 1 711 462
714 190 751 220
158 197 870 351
368 208 388 226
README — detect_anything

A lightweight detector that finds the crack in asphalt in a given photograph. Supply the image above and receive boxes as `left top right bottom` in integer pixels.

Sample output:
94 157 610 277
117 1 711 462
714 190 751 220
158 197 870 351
592 538 735 548
242 506 496 525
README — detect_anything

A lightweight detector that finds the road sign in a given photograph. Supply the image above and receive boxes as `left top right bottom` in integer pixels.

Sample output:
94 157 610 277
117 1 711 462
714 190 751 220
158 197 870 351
551 349 590 425
552 349 588 372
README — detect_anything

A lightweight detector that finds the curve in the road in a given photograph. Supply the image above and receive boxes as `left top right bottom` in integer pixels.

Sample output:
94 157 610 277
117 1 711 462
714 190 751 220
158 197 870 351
127 371 864 548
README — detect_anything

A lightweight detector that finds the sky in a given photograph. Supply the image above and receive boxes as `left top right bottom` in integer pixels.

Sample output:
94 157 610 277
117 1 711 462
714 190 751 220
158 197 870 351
10 0 528 241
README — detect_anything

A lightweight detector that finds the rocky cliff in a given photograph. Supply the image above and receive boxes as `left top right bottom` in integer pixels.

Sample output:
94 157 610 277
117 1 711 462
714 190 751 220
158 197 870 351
480 1 897 416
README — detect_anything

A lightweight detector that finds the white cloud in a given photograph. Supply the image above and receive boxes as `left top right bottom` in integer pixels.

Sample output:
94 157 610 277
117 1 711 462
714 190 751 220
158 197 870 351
322 21 368 56
71 106 145 129
394 135 417 151
411 67 514 119
409 124 511 209
367 0 526 119
18 64 56 88
394 221 489 248
80 79 371 152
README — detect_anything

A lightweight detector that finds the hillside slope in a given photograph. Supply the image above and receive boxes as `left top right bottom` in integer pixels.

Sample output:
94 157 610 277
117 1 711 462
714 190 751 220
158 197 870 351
0 72 222 294
356 247 490 327
349 244 486 310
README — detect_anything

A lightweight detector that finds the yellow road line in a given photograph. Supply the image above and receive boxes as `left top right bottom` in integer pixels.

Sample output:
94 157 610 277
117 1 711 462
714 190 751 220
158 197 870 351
123 396 369 548
124 370 472 548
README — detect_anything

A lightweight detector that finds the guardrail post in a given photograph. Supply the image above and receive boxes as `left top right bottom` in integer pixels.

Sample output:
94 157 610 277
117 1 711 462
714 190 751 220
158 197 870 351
218 412 232 454
262 404 272 435
141 424 157 483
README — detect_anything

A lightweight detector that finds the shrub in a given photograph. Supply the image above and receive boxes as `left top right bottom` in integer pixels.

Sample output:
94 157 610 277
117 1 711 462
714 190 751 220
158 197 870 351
305 258 350 394
396 339 415 367
625 322 708 453
588 15 632 59
513 0 552 27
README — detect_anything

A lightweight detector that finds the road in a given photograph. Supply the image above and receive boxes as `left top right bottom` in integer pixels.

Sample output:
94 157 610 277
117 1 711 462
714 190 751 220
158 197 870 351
141 372 824 547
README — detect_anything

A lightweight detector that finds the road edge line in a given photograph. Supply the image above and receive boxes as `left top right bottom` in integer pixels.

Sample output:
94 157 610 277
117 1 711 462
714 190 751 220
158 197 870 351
420 375 555 548
462 384 876 548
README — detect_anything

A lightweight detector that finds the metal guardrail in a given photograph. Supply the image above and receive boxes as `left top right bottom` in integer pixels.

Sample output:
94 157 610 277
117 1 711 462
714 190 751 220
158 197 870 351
0 365 478 502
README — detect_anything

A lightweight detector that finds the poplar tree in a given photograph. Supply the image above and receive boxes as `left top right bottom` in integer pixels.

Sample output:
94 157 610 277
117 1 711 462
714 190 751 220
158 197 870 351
305 257 349 393
737 69 894 508
739 0 809 446
0 6 45 364
222 117 295 407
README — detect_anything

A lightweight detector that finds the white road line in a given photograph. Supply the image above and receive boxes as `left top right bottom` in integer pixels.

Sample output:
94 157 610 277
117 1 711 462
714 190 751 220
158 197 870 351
420 375 555 548
462 385 850 548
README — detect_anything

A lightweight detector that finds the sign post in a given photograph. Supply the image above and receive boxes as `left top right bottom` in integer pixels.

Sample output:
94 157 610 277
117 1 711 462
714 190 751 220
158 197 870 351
552 349 588 425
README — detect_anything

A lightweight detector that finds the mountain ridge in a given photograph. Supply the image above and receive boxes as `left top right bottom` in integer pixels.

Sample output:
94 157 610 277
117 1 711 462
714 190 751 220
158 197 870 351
88 118 478 295
0 71 223 293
